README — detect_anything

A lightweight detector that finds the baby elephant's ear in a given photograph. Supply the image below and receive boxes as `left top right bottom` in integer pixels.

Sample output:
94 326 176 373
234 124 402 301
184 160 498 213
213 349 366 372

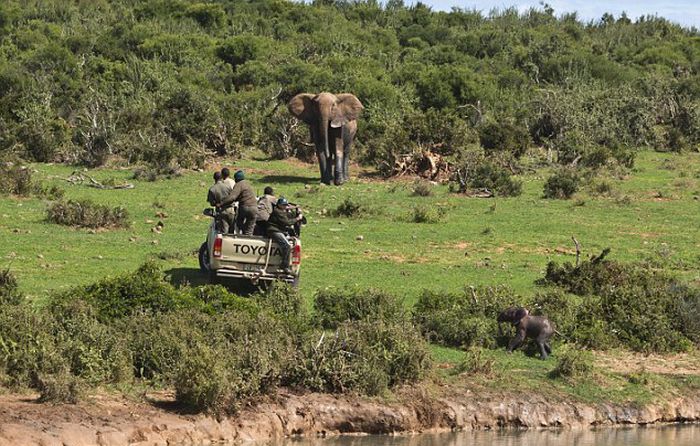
514 307 529 321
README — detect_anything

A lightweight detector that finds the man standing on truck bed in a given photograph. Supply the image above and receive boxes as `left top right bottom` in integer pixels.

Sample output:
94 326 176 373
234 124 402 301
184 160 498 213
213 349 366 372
218 170 257 235
221 167 236 190
267 197 304 273
254 186 276 235
207 171 234 233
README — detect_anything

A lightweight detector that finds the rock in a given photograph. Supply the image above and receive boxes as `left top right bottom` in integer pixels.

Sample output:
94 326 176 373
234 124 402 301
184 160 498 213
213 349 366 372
145 219 154 224
37 254 44 259
129 237 137 242
356 235 364 241
151 240 159 245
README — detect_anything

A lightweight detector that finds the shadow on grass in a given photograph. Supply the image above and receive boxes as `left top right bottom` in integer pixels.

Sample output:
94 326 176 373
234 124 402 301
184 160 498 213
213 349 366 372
164 267 210 287
164 267 261 296
258 174 317 185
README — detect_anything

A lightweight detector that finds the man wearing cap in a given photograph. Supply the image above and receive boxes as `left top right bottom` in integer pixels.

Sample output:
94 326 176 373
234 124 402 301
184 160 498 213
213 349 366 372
207 171 234 233
267 197 304 273
218 170 257 235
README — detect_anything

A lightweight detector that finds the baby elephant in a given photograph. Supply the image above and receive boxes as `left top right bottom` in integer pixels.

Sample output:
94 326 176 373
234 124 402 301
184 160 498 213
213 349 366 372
497 307 555 360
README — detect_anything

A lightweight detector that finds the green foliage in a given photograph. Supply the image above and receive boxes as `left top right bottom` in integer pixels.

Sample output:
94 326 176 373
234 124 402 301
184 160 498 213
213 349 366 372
0 268 23 305
450 151 522 197
550 346 594 379
313 287 406 329
55 262 194 321
332 197 364 217
0 1 696 170
0 162 64 198
543 169 580 199
413 286 522 348
411 204 445 223
455 347 497 376
411 179 433 197
539 252 700 352
478 121 530 158
47 199 129 229
286 319 431 396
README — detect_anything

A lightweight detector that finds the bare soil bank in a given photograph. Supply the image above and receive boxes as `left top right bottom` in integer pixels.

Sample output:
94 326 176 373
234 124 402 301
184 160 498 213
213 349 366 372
1 388 699 446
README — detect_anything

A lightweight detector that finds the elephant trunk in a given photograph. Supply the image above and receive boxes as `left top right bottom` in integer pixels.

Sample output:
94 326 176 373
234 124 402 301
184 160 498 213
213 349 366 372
319 109 331 160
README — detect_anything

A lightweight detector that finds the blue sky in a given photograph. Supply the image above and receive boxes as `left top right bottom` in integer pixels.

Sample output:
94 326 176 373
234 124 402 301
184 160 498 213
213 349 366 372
415 1 699 28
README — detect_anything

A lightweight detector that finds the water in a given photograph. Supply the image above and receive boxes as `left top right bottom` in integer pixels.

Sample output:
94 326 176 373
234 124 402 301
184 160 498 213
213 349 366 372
261 424 699 446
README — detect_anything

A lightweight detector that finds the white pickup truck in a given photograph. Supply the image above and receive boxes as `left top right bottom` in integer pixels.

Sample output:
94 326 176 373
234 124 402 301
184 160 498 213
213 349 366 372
198 207 301 287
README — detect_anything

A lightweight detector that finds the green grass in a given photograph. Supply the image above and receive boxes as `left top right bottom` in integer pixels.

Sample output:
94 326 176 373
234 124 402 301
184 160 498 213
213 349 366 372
2 150 699 304
2 150 699 406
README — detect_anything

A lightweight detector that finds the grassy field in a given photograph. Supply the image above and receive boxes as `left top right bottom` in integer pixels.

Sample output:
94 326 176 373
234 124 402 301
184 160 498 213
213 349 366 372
2 150 700 406
2 150 699 305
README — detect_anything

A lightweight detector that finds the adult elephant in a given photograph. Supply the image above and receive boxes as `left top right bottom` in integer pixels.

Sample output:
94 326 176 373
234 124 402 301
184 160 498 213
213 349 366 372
288 92 363 185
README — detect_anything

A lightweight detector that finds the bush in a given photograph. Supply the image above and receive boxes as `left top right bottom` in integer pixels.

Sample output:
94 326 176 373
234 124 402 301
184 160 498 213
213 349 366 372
0 162 64 199
0 268 23 305
411 205 445 223
47 199 130 229
455 347 497 376
314 287 406 329
543 169 580 199
56 262 196 322
332 197 364 218
450 153 522 197
549 346 594 379
412 179 433 197
286 319 431 396
479 121 530 158
539 252 698 352
413 286 523 348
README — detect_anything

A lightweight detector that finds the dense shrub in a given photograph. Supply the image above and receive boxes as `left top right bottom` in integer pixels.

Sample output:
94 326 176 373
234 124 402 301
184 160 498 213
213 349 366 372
412 179 433 197
0 163 64 199
47 199 129 229
543 169 580 199
411 205 445 223
314 287 406 329
332 197 365 218
413 286 523 348
539 252 700 352
0 268 23 305
450 152 522 197
286 319 431 395
55 262 193 321
549 346 594 379
455 347 497 376
478 121 530 158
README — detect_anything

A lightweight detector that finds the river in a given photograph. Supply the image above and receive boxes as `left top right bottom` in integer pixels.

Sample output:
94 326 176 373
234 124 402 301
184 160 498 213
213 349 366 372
264 424 699 446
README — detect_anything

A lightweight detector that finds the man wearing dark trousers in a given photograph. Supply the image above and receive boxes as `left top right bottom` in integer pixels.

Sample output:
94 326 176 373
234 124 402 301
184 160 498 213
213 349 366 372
207 171 233 233
218 170 257 235
267 197 303 273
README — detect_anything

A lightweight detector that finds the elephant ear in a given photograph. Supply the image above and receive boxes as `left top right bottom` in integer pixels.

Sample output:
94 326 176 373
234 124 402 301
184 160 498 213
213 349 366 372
331 93 363 128
514 307 529 322
288 93 315 124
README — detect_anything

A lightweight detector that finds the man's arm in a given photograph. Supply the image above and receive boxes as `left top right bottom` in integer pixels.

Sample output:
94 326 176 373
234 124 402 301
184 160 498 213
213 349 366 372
207 190 216 207
219 183 241 207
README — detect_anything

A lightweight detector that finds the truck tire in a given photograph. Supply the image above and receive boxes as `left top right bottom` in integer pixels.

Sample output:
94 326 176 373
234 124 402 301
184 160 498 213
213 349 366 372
198 242 210 273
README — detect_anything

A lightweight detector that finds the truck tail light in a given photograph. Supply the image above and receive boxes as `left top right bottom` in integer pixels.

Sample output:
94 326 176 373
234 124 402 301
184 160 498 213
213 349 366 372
292 243 301 265
213 235 222 258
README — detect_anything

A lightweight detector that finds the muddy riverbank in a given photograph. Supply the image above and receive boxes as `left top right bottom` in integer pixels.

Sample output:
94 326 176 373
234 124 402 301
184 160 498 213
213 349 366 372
1 387 699 446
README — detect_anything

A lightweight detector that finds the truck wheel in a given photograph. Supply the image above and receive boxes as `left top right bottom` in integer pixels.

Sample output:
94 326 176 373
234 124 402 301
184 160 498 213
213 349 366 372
198 242 210 273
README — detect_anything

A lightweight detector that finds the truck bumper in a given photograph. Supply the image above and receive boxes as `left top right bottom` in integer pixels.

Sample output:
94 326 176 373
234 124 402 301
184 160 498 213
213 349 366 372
215 268 296 284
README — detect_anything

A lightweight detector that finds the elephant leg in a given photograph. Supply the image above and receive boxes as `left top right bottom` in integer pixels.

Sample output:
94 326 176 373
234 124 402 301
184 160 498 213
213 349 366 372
334 133 345 185
544 343 552 354
317 150 331 185
507 330 525 353
342 124 355 182
537 341 549 360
